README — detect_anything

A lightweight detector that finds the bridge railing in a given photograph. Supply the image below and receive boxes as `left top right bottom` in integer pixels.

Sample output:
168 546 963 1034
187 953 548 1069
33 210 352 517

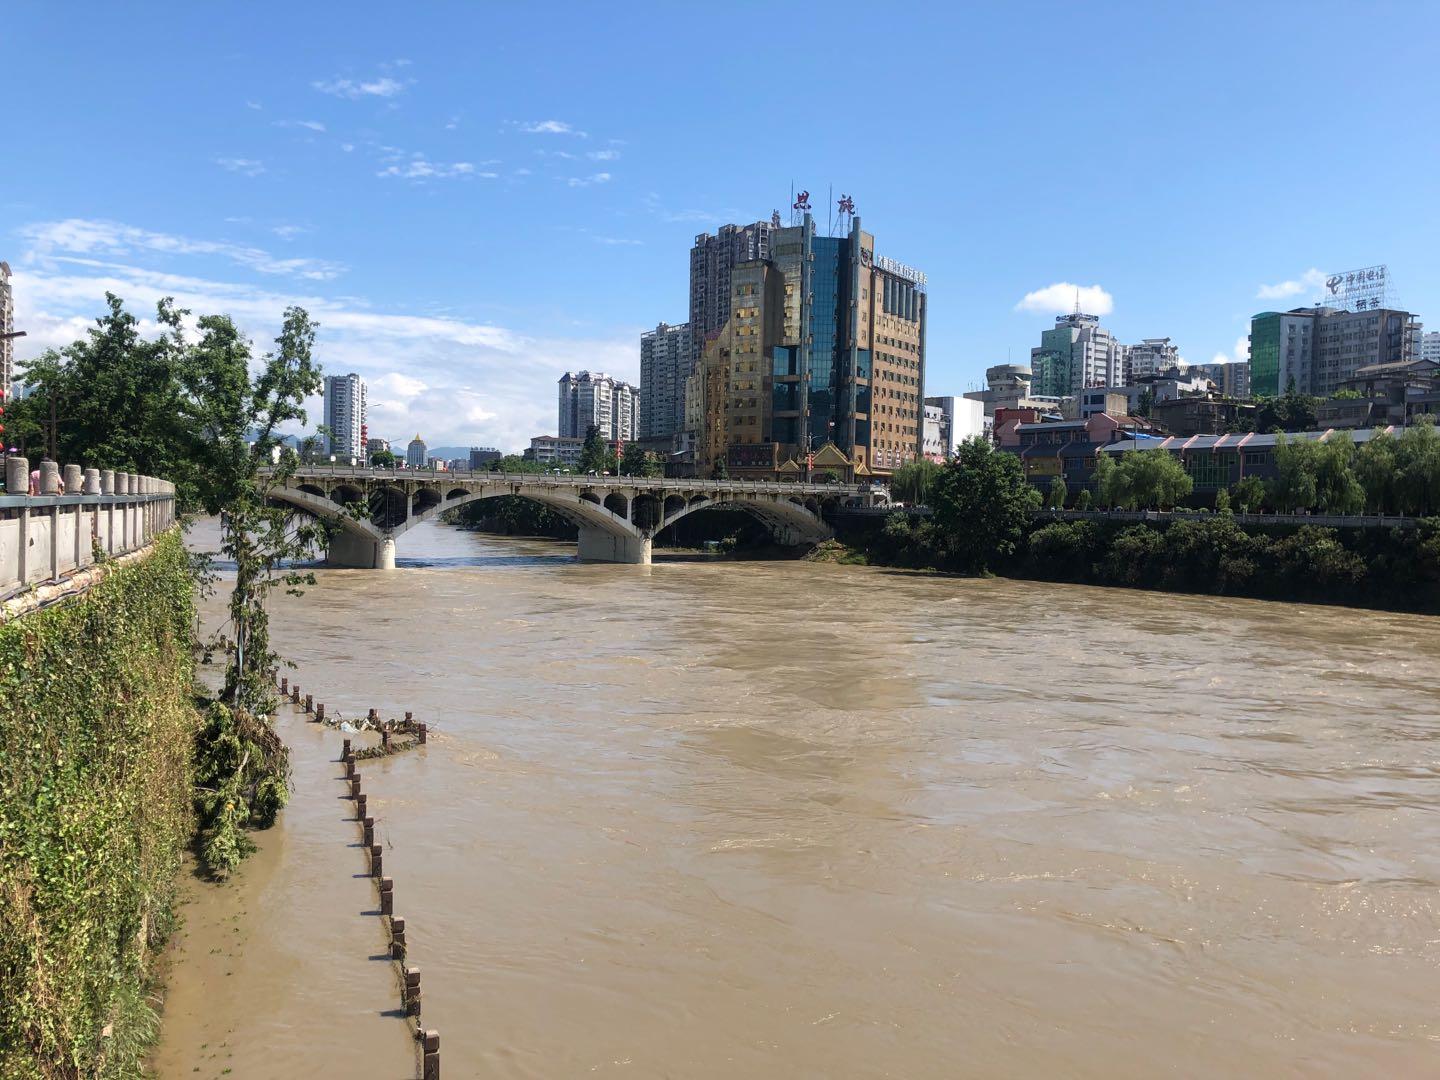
1 456 177 602
265 464 869 498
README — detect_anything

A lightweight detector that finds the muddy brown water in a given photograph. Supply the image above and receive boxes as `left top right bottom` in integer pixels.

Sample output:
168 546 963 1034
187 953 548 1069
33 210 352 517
154 519 1440 1078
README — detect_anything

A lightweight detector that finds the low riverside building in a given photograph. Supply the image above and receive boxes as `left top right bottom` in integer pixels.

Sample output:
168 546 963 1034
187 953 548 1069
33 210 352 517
1149 393 1256 436
1093 427 1403 499
1315 358 1440 429
997 411 1162 491
524 435 584 468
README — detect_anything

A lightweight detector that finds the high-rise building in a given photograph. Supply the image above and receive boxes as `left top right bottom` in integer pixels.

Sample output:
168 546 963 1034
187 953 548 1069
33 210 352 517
1187 360 1252 398
1031 313 1126 397
0 261 13 400
406 434 427 468
1250 306 1420 397
689 221 773 375
687 212 927 477
557 371 639 440
1126 337 1181 380
322 373 367 461
468 447 501 469
1421 330 1440 363
639 322 692 439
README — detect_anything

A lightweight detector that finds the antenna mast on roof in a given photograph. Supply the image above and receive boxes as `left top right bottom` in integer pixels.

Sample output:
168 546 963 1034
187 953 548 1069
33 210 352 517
1074 288 1081 316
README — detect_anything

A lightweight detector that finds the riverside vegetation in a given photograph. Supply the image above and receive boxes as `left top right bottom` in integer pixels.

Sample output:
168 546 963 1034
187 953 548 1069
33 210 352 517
860 435 1440 612
1 295 331 1078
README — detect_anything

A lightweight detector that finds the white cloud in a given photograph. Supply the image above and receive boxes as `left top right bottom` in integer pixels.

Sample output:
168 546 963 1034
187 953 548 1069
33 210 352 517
520 119 587 136
1014 281 1114 316
593 236 642 246
341 142 355 153
5 232 632 449
313 75 409 99
586 149 620 161
215 157 266 177
1257 268 1325 300
1211 335 1249 365
20 218 346 281
566 172 611 188
376 157 478 180
276 119 327 132
244 100 262 110
271 225 309 240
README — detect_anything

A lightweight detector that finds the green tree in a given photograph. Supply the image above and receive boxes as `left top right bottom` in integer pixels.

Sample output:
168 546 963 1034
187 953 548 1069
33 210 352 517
1092 452 1118 509
1074 487 1093 511
713 457 729 479
620 441 660 477
1112 450 1193 509
1269 435 1317 512
1213 488 1232 514
1312 433 1364 514
929 436 1041 574
1355 432 1397 513
1252 381 1322 433
15 294 202 506
889 459 942 505
1047 473 1068 509
1136 388 1154 418
1395 419 1440 516
1232 474 1266 513
579 425 613 474
370 448 398 468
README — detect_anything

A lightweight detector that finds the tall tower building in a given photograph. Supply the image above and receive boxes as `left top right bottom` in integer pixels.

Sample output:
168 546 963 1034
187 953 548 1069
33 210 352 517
0 261 13 400
322 373 367 460
688 221 773 375
1250 306 1420 397
557 371 639 440
1030 313 1125 397
406 434 427 468
688 211 927 478
638 321 692 439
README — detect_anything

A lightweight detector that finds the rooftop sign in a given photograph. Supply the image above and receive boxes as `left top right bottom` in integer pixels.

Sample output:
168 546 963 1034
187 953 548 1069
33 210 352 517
873 254 927 287
1324 265 1389 311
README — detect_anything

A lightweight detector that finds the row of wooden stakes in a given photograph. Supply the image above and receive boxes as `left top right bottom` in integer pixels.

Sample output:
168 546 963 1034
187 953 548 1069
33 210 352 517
273 672 440 1080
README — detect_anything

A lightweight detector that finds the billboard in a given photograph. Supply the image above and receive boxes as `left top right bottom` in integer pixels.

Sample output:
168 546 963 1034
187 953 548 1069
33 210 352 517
1323 265 1389 311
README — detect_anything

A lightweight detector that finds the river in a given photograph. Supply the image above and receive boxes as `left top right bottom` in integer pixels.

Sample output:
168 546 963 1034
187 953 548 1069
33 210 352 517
154 520 1440 1078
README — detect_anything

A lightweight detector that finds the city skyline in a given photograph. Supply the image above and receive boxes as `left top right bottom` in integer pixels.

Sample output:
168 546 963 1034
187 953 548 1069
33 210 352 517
5 1 1439 450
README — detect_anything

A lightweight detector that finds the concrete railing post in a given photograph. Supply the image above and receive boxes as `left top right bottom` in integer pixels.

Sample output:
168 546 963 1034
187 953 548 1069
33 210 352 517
5 456 27 495
100 469 114 494
63 464 83 493
39 460 61 495
82 468 100 495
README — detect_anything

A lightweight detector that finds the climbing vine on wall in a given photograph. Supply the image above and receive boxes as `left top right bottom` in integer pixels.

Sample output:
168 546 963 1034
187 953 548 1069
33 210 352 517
0 531 198 1079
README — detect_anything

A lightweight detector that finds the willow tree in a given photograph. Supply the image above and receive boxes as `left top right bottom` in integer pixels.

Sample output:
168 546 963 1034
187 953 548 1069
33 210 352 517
184 306 327 876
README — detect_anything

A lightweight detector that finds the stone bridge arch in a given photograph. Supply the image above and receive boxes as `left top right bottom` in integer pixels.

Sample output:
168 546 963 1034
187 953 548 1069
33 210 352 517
262 470 854 567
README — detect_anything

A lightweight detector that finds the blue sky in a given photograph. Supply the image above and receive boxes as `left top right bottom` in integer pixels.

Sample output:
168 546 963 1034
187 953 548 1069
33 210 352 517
6 0 1440 449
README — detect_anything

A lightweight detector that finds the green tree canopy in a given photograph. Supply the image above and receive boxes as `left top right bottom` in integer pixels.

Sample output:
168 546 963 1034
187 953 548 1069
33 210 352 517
619 441 660 477
889 459 942 504
929 436 1041 574
579 425 613 474
1106 449 1193 509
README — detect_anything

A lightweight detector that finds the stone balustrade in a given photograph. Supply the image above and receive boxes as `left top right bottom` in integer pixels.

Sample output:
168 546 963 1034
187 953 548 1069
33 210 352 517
0 456 177 599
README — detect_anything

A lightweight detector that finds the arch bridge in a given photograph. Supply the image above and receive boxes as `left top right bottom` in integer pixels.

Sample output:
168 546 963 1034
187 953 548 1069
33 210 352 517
259 466 873 568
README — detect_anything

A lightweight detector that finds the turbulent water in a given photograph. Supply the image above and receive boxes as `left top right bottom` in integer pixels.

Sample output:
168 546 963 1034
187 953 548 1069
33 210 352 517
154 520 1440 1078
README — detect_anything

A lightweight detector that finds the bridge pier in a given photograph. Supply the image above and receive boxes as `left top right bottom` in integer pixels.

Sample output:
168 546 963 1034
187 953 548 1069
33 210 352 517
576 526 651 565
327 531 396 569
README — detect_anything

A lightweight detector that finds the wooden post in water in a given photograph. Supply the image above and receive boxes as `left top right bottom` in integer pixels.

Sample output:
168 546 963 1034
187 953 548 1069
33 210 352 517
368 707 379 725
316 702 326 721
422 1030 439 1079
304 693 313 714
404 966 423 1016
341 738 351 760
379 876 394 915
280 677 288 694
351 774 362 799
363 816 374 848
417 723 428 745
381 729 391 753
390 915 406 959
291 685 301 704
370 843 383 877
356 794 367 819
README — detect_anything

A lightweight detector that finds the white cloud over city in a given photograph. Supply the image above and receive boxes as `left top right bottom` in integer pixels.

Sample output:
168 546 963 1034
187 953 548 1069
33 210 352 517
9 219 633 451
1257 268 1326 300
1014 282 1114 316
